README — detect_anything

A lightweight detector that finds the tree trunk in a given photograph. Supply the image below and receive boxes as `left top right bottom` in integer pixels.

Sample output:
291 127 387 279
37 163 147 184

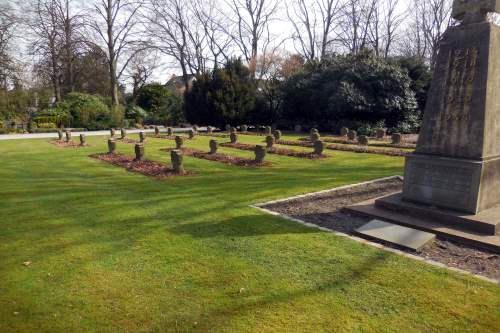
107 0 119 107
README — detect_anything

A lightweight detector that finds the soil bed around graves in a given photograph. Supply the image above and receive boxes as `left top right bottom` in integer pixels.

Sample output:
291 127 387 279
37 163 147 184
146 135 177 140
221 142 325 159
299 136 416 149
277 139 408 157
239 132 268 136
49 140 90 148
90 153 189 178
260 177 500 280
115 138 139 144
197 133 228 138
161 148 269 167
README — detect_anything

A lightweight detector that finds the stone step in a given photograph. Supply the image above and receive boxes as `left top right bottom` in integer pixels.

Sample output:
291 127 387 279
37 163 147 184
345 198 500 254
355 220 436 251
376 193 500 235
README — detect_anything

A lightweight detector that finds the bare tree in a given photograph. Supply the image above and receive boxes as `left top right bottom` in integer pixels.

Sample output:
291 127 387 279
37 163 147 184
53 0 86 93
192 0 233 69
88 0 145 107
125 49 160 101
27 0 63 101
380 0 405 58
400 0 452 68
287 0 343 61
222 0 280 78
419 0 452 68
143 0 209 90
338 0 379 54
0 2 18 89
368 0 406 58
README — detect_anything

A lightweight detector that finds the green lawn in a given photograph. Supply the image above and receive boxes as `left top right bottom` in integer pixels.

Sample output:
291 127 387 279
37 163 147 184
0 133 499 333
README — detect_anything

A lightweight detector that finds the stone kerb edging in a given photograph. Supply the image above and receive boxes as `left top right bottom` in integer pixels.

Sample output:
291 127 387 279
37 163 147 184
250 176 499 285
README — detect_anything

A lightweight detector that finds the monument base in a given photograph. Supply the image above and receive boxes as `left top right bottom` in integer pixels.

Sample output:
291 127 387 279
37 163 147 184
345 193 500 253
403 154 500 214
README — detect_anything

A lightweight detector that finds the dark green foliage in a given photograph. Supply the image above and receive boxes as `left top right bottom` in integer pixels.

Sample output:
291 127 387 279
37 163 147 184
125 105 148 124
136 83 184 125
184 59 256 127
280 52 419 132
391 57 432 113
42 92 119 130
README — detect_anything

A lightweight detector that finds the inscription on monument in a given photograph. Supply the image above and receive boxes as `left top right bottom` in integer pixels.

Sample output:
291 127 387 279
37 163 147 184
409 162 473 194
442 48 478 121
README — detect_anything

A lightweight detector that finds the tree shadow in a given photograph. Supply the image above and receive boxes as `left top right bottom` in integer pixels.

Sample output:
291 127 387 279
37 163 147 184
168 215 320 239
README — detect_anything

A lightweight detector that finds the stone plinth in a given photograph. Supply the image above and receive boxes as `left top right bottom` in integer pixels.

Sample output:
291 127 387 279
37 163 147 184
404 21 500 214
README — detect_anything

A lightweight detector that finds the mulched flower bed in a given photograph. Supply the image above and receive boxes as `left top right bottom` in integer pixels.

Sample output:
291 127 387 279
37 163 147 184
299 136 416 149
146 135 177 140
239 132 269 136
220 142 325 159
49 140 89 148
261 177 500 281
197 133 228 138
161 148 269 167
277 139 408 157
115 137 139 144
90 153 189 178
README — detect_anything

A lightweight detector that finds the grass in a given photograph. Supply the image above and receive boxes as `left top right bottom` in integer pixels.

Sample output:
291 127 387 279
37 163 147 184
0 133 499 333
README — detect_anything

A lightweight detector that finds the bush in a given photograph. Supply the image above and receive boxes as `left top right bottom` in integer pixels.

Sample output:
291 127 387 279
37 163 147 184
43 93 115 130
136 84 184 126
126 105 148 124
29 128 61 133
37 122 57 129
280 51 419 132
184 58 256 127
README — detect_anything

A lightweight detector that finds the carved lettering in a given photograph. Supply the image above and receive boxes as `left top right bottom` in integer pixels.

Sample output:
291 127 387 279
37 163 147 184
409 162 473 194
442 47 478 122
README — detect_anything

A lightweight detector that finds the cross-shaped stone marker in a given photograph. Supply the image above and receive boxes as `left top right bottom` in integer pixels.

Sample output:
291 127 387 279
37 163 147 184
452 0 500 24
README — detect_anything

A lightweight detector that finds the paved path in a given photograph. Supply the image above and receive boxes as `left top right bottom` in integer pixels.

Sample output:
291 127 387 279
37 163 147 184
0 128 195 141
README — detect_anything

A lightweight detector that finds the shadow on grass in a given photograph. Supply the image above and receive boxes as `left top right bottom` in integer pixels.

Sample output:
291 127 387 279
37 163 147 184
168 215 320 238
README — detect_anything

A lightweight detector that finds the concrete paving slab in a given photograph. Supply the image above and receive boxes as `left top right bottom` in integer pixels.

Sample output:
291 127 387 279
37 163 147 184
355 219 436 251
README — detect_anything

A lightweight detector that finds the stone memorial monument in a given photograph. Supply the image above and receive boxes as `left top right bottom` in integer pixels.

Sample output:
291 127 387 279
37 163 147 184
348 0 500 251
403 0 500 215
